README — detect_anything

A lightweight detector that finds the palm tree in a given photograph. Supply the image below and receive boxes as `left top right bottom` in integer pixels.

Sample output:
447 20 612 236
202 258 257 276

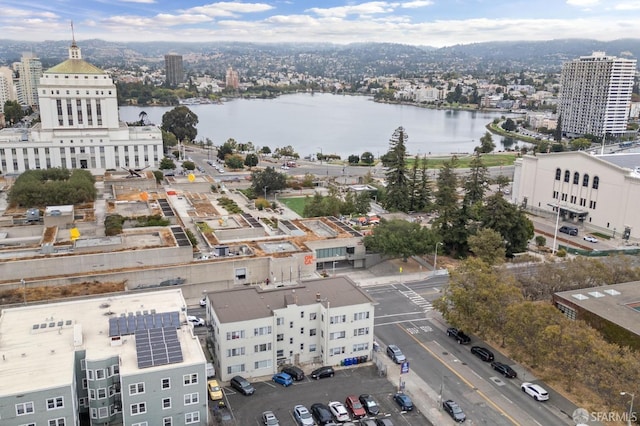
138 111 148 126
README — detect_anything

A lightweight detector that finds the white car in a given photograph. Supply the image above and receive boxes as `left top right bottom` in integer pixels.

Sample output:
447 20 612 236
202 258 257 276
199 297 207 307
187 315 205 327
583 235 598 243
521 382 549 401
328 401 350 422
281 165 290 170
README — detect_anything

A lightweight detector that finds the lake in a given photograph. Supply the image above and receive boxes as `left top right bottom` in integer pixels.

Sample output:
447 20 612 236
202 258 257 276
119 93 516 158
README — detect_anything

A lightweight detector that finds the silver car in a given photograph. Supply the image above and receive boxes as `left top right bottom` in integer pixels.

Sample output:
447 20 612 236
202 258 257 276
293 404 315 426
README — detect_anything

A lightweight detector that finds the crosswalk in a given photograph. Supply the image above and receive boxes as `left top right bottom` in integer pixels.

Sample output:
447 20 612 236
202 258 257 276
399 289 433 312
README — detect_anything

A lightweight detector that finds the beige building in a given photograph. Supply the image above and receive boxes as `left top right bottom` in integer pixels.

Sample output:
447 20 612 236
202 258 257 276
206 276 376 382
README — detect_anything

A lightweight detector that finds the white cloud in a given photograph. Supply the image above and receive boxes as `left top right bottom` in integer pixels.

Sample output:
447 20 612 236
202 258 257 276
186 2 274 17
566 0 600 6
400 1 433 8
117 0 156 3
307 2 395 18
614 1 640 10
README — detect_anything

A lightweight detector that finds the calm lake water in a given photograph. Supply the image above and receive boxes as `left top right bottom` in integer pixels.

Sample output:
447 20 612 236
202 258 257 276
119 93 515 158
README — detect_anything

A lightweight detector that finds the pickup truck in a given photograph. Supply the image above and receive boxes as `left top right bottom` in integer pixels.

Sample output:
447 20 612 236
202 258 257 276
446 327 471 344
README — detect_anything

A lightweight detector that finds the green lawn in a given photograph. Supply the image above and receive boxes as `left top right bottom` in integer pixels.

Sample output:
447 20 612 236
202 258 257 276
279 197 308 216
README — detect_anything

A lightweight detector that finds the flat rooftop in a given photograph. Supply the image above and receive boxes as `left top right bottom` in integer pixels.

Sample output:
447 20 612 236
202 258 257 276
0 289 205 397
209 276 376 323
555 281 640 335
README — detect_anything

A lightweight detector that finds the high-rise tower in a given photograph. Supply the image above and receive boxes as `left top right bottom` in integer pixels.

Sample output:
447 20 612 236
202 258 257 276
15 52 42 109
164 54 184 87
558 52 636 138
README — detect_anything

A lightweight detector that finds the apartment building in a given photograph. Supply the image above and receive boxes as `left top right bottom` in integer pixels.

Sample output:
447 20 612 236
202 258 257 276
206 276 376 382
14 52 42 109
558 51 636 138
0 289 208 426
0 40 163 174
0 66 16 113
164 54 184 87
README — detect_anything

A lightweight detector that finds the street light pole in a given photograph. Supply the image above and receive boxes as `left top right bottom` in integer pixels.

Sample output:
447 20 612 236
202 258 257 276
433 242 443 278
552 201 561 255
621 391 635 426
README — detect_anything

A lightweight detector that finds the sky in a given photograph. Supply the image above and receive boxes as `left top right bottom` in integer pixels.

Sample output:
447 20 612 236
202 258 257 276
0 0 639 47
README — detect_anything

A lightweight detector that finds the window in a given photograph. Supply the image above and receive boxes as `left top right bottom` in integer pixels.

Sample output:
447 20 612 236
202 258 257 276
129 382 145 395
183 373 198 385
310 344 317 352
131 402 146 415
87 370 94 380
254 343 271 352
227 347 245 357
184 393 199 405
289 337 294 344
300 327 304 334
226 330 245 340
235 267 247 280
163 418 173 426
277 333 284 341
309 313 317 320
300 343 304 351
162 398 171 409
330 346 345 356
78 397 88 407
552 190 559 199
570 195 576 204
583 174 589 187
185 412 200 424
162 378 171 389
330 331 346 340
16 401 34 415
353 342 369 351
589 200 597 209
564 170 570 182
254 359 272 369
573 172 579 184
227 364 245 374
310 328 317 336
49 419 66 426
254 326 272 336
289 321 294 328
300 311 305 318
354 327 370 336
277 317 284 326
330 315 346 324
593 176 599 189
90 407 97 419
131 423 148 426
98 407 108 418
354 311 370 321
47 396 64 409
277 349 284 357
80 359 86 370
89 389 96 400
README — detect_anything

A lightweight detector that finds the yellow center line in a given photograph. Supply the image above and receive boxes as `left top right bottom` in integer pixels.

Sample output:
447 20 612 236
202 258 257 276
398 323 521 425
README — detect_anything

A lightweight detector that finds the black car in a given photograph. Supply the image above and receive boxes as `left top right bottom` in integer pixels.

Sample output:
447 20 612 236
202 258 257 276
310 366 334 379
446 327 471 344
491 361 517 378
470 346 494 362
311 403 334 425
559 225 578 236
359 394 380 416
281 365 305 381
229 375 255 395
443 399 466 422
393 393 413 411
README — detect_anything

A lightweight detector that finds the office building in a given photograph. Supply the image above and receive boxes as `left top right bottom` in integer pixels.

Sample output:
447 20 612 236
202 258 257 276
14 52 42 109
0 289 208 426
206 276 376 382
164 54 184 87
0 40 163 174
0 66 16 113
558 52 636 138
225 67 239 90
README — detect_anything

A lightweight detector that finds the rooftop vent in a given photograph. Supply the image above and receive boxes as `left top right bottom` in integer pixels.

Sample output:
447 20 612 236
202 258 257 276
604 289 621 296
571 293 589 301
588 291 605 298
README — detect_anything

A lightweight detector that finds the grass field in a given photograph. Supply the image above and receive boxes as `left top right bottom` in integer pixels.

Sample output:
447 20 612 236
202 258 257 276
279 197 308 216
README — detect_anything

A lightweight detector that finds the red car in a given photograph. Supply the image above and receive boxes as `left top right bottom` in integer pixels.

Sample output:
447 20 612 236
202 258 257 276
345 395 366 419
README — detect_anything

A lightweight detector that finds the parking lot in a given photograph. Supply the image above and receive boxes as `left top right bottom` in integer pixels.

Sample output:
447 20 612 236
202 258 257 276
216 364 430 425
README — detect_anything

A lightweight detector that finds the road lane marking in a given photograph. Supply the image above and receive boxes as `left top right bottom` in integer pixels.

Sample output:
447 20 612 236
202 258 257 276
375 318 430 326
376 311 424 318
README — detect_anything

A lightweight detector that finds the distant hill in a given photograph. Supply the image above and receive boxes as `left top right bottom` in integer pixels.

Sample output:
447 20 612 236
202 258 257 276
0 39 637 76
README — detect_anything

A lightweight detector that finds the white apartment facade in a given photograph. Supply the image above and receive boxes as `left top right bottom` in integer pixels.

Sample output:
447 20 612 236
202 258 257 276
0 66 16 113
0 289 208 426
558 52 636 138
0 40 163 174
206 277 376 382
14 52 42 109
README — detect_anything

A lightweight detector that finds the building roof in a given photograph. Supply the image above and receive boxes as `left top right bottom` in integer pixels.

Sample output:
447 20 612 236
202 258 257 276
554 281 640 336
0 289 205 397
597 153 640 170
45 59 106 75
209 277 376 323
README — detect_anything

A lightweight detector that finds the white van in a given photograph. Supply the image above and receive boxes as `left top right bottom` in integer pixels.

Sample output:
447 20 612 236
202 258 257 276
206 362 215 378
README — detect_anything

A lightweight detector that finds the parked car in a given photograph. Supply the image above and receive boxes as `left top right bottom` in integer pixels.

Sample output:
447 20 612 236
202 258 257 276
311 403 334 425
446 327 471 344
262 410 280 426
293 405 315 426
393 393 414 411
272 372 293 387
490 361 517 378
207 379 223 400
187 315 205 326
584 235 598 243
443 399 466 422
359 394 380 416
230 375 255 396
521 382 549 401
199 297 207 307
310 366 334 379
559 225 578 236
328 401 350 422
470 346 494 362
361 420 378 426
281 365 305 381
386 344 406 364
375 419 394 426
345 395 366 419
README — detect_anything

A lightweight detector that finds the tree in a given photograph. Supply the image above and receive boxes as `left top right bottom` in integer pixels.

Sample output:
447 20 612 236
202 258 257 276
570 138 591 151
217 139 235 161
468 228 506 265
244 153 259 169
363 219 437 261
348 154 360 165
3 100 24 126
161 130 178 151
554 115 563 142
159 157 176 170
475 131 495 154
361 151 375 165
480 193 534 256
225 155 244 169
251 167 287 195
463 155 489 207
260 146 272 154
138 110 148 126
383 126 410 212
161 106 198 143
433 157 468 255
493 175 510 192
182 161 196 171
501 118 517 132
152 170 165 183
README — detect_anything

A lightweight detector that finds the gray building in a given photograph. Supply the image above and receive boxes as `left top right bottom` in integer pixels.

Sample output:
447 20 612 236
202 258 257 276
164 55 184 87
0 289 208 426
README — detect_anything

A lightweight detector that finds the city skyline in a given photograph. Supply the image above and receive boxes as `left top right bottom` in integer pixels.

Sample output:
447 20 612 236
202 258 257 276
0 0 639 47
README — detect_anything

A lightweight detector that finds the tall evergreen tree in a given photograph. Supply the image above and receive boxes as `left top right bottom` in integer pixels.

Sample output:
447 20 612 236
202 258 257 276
408 155 420 211
383 126 410 212
415 156 433 212
463 155 489 207
433 157 464 254
554 115 563 142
